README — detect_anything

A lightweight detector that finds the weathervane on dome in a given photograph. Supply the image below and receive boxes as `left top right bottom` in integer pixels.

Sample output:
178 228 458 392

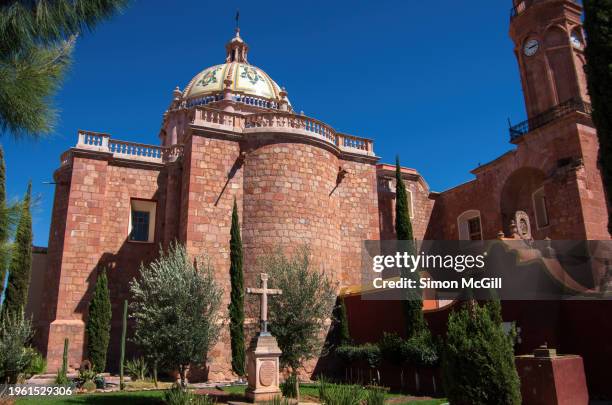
226 10 248 63
235 9 240 35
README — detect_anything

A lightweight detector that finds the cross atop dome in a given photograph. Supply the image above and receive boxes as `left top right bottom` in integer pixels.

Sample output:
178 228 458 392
226 12 249 63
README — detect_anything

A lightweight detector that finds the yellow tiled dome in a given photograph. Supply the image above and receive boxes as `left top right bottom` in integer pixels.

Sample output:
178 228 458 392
182 30 288 108
183 62 283 101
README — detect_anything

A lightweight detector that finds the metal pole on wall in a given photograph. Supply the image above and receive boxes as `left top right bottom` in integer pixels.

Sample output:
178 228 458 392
119 300 127 390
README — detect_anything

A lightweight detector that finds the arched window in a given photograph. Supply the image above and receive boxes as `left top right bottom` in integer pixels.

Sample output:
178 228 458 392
457 210 483 241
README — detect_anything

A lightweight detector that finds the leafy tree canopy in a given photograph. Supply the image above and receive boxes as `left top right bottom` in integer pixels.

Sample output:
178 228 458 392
129 242 222 387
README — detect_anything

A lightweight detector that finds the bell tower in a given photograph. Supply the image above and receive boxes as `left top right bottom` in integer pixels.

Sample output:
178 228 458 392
509 0 589 119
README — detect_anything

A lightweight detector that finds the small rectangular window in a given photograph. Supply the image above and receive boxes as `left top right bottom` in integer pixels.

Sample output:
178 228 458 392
533 188 549 228
407 190 414 219
130 211 150 242
129 199 156 243
468 217 482 240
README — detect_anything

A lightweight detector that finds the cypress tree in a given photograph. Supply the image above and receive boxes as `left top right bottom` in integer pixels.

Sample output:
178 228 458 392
395 156 426 338
2 182 32 316
85 268 112 373
336 297 351 346
0 146 8 290
443 302 520 405
583 0 612 234
228 198 246 377
395 156 414 241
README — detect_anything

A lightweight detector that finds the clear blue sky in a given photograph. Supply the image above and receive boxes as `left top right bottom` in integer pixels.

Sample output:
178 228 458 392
2 0 528 246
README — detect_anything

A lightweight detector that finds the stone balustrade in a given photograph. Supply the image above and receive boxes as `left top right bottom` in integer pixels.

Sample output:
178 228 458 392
193 107 374 156
108 139 163 160
193 108 245 129
63 130 183 164
66 109 374 166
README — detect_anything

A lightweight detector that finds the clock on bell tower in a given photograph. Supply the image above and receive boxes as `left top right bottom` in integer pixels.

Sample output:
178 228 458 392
509 0 589 119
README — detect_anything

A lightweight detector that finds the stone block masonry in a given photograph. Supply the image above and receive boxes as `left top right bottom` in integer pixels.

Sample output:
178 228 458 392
40 126 382 380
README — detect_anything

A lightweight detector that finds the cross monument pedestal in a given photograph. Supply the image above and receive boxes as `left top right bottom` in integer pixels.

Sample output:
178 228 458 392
245 273 283 402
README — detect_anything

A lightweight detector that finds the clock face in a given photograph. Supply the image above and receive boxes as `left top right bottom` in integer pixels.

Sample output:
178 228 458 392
524 39 539 56
571 32 583 49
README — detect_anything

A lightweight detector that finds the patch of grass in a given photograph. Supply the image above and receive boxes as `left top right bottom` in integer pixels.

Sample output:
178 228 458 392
125 380 173 390
15 390 165 405
394 400 447 405
221 383 421 401
221 383 321 398
218 384 245 394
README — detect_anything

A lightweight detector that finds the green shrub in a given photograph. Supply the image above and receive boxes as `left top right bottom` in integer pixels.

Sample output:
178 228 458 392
82 380 96 392
55 338 69 385
0 310 34 383
336 344 381 369
318 378 364 405
364 386 386 405
55 370 69 385
280 373 297 398
443 302 520 405
378 331 439 368
163 385 215 405
93 374 106 389
378 333 406 365
23 349 46 377
125 357 148 381
75 367 96 387
404 331 439 368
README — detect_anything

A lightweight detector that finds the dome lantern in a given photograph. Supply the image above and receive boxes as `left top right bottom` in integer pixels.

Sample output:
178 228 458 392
225 28 249 63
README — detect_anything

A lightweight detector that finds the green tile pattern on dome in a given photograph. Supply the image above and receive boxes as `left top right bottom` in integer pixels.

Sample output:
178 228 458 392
184 62 283 101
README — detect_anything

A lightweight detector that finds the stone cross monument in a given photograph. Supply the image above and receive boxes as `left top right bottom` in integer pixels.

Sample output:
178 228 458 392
247 273 281 335
245 273 283 402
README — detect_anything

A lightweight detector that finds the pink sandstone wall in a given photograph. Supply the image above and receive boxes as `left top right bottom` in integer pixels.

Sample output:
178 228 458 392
377 165 435 241
337 159 380 286
575 124 610 240
242 141 341 285
178 131 380 379
41 152 167 372
425 115 609 242
178 132 243 380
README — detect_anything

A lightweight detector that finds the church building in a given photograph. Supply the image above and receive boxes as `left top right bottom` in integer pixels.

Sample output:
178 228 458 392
32 0 609 387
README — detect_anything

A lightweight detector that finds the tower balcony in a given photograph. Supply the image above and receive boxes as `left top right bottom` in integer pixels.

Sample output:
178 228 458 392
510 0 581 20
508 97 592 142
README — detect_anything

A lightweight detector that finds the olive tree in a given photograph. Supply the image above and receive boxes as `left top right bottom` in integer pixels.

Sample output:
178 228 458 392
129 242 222 387
262 247 337 401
